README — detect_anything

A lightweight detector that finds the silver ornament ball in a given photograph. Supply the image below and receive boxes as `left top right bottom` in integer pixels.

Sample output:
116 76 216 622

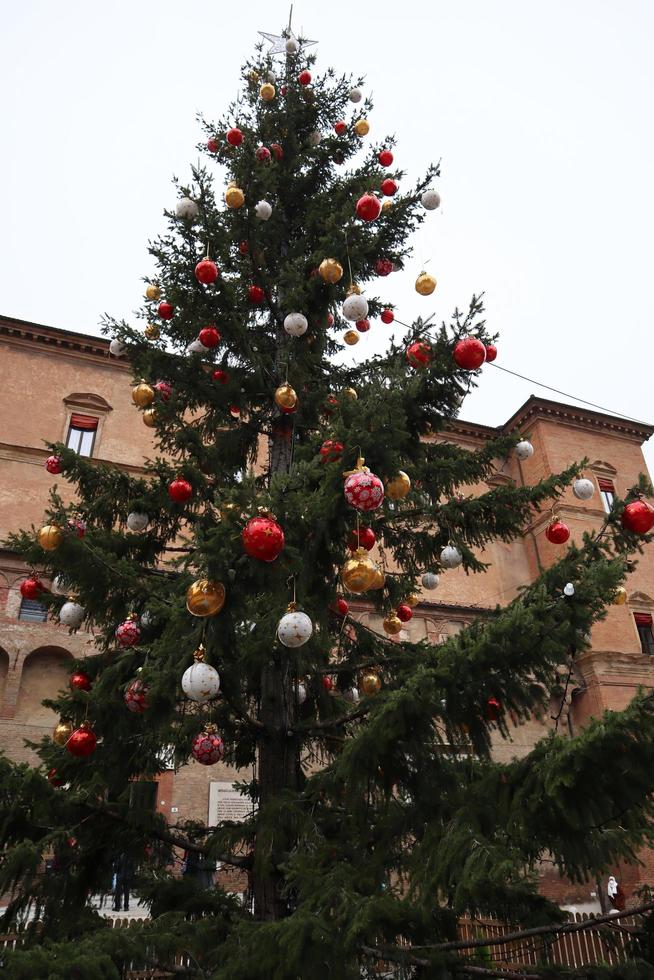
440 545 463 569
59 601 85 628
421 572 440 591
342 294 369 322
349 87 363 103
175 197 199 220
127 512 149 532
515 440 534 461
573 478 595 501
421 189 441 211
283 312 308 337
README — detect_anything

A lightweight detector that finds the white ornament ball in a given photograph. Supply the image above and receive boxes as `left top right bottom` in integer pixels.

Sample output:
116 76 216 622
283 312 308 337
186 340 205 354
343 686 360 703
285 37 300 54
59 601 85 628
573 478 595 501
296 682 307 704
308 130 322 146
127 512 149 532
181 662 220 702
515 440 534 461
277 610 313 648
52 575 68 596
421 572 440 591
440 545 463 569
109 339 125 357
342 294 369 322
421 189 441 211
349 87 363 103
175 197 199 220
564 583 576 597
255 199 272 221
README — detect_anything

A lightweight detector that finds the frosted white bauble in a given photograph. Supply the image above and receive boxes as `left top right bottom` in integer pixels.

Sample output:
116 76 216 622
573 478 595 501
181 662 220 702
277 610 313 648
285 37 300 53
421 572 440 591
564 583 576 597
175 197 199 220
342 294 368 322
421 189 441 211
515 440 534 461
343 686 359 703
109 339 125 356
349 87 363 103
255 199 272 221
186 340 205 354
59 601 85 628
440 545 463 569
127 512 149 532
284 312 308 337
308 130 322 146
296 682 307 704
52 575 68 595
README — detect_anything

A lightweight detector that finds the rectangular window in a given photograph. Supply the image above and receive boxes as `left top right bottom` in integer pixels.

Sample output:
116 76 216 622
598 478 615 514
66 414 98 457
635 613 654 656
129 781 158 811
18 597 47 623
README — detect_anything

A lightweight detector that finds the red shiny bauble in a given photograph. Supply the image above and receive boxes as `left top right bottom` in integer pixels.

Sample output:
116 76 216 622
154 380 172 400
335 598 349 616
47 768 64 787
380 309 394 325
356 193 382 222
229 405 241 418
125 679 148 713
322 675 334 692
168 477 193 503
298 69 312 85
248 284 266 304
453 337 486 370
356 319 370 333
320 439 344 462
396 604 413 623
347 526 376 551
270 143 283 161
115 617 141 648
281 86 288 96
45 455 62 474
485 344 498 363
20 577 44 600
195 259 219 284
226 127 243 146
192 729 225 765
381 178 398 196
344 471 384 512
255 145 271 162
622 500 654 534
212 369 229 384
199 326 221 348
334 121 347 135
66 724 97 757
69 671 92 692
158 302 174 320
238 240 249 255
375 258 393 277
406 341 432 368
485 697 502 722
545 520 570 544
378 149 394 167
207 137 219 153
242 515 285 562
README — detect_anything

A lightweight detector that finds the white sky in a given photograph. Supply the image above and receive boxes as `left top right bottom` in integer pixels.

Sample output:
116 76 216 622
2 1 653 470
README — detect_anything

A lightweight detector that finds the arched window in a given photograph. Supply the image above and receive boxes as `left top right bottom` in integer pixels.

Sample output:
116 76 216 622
15 646 73 725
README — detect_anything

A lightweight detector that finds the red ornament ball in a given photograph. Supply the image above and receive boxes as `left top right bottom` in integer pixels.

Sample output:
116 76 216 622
380 309 394 325
199 325 221 348
248 284 266 304
270 143 283 161
20 577 44 600
356 318 370 333
356 193 382 222
212 368 229 385
322 675 334 692
195 258 219 284
622 500 654 535
378 149 394 167
545 520 570 545
192 729 225 765
66 723 97 757
406 341 432 368
154 380 172 400
298 69 312 86
158 302 174 320
375 258 394 277
115 616 141 648
48 768 65 787
485 697 502 722
344 470 384 512
381 178 398 196
168 477 193 503
238 240 249 255
335 597 349 616
124 679 148 713
396 604 413 623
207 137 219 153
348 526 376 551
69 671 92 692
45 455 62 474
226 127 243 146
242 515 285 562
453 337 486 370
255 145 271 162
334 121 347 135
485 344 498 363
320 439 344 462
326 313 335 327
67 518 86 538
229 405 241 418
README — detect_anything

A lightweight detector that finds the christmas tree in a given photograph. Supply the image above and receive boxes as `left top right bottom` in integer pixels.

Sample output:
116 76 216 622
3 26 654 980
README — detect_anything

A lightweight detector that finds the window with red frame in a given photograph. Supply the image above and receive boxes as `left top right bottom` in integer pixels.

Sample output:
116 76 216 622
635 613 654 656
66 414 98 457
598 478 616 514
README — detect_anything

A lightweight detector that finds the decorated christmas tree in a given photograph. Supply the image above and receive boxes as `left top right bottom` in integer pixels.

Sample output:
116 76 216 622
3 24 654 980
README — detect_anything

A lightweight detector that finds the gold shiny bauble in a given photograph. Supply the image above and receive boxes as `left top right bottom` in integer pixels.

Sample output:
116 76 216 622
53 719 73 746
260 83 276 101
343 387 358 401
248 70 260 84
415 272 437 296
38 524 63 551
343 330 359 346
186 579 226 617
143 408 157 428
385 471 411 501
406 593 420 608
274 383 298 411
132 381 155 408
225 185 245 209
341 547 377 594
369 565 386 591
145 284 161 302
318 257 344 284
613 586 628 606
383 613 403 635
354 119 370 136
382 200 393 213
144 323 160 341
361 671 382 696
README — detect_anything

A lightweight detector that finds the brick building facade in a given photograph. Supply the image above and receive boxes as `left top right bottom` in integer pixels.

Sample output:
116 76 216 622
1 314 653 910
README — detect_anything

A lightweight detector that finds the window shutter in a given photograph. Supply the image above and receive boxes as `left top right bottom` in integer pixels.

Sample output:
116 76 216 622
598 478 615 492
634 613 653 627
69 414 98 431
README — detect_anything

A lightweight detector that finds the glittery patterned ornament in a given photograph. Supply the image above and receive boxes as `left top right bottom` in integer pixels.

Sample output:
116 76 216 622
277 604 313 648
343 459 384 512
191 725 224 766
125 679 148 713
115 614 141 648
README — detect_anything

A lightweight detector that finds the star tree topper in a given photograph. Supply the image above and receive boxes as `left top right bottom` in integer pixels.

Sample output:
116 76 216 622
259 6 317 56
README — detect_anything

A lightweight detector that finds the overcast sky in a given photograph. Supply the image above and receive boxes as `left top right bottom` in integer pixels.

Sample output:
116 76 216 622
2 1 653 469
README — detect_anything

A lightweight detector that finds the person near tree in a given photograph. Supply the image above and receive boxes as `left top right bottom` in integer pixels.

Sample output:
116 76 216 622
112 852 134 913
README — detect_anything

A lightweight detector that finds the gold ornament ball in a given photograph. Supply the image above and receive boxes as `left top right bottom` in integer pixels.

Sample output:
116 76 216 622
225 185 245 209
343 330 359 346
369 565 386 591
613 586 628 606
318 258 344 284
144 323 160 341
132 381 155 408
143 408 158 428
38 524 63 551
406 593 420 608
248 70 260 84
386 471 411 501
354 119 370 136
53 718 73 746
145 284 161 302
383 613 403 635
382 200 393 213
341 547 377 594
260 82 276 102
415 272 437 296
274 383 298 411
361 671 382 696
186 579 226 617
343 387 358 400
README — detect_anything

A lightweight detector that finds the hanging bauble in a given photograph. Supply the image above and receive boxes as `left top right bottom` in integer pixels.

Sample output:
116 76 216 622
320 440 344 462
356 194 381 222
142 408 157 428
145 284 161 302
396 604 413 623
274 383 298 414
192 725 225 765
270 142 283 160
308 130 322 146
421 189 441 210
613 586 628 605
622 500 654 534
421 572 440 590
255 199 272 221
344 464 384 512
48 768 65 787
260 82 276 101
335 597 349 616
115 613 141 648
381 309 394 324
67 517 86 539
515 440 534 460
158 302 174 320
255 145 271 163
440 546 463 569
284 313 308 337
406 341 432 368
168 477 193 503
199 325 221 348
485 697 502 722
175 197 199 220
52 575 68 595
248 283 266 305
225 184 245 209
59 600 84 628
354 119 370 136
405 593 420 607
343 686 359 703
145 323 160 340
342 294 368 321
343 330 360 346
378 149 394 166
277 604 314 648
545 520 570 544
361 671 382 695
124 679 148 713
38 524 63 551
182 647 220 702
132 381 155 408
386 471 411 501
298 69 312 85
415 272 436 296
207 136 219 152
53 718 73 746
381 178 398 196
126 511 149 533
485 344 498 363
383 614 403 635
69 671 92 692
375 258 394 277
323 675 334 693
296 682 307 704
286 36 300 53
356 318 370 333
212 368 229 384
341 548 378 594
453 337 486 370
109 339 125 356
45 454 62 474
347 526 376 551
226 127 244 146
334 120 347 135
195 258 219 285
242 513 285 562
318 257 344 283
573 478 595 501
66 722 97 757
349 87 363 102
369 565 386 590
186 579 226 617
382 200 393 213
20 576 44 600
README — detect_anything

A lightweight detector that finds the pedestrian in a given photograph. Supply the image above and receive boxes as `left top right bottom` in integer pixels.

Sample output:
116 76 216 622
113 853 134 912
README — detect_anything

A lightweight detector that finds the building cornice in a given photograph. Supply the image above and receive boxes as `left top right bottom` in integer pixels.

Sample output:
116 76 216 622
0 443 148 476
0 316 129 371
